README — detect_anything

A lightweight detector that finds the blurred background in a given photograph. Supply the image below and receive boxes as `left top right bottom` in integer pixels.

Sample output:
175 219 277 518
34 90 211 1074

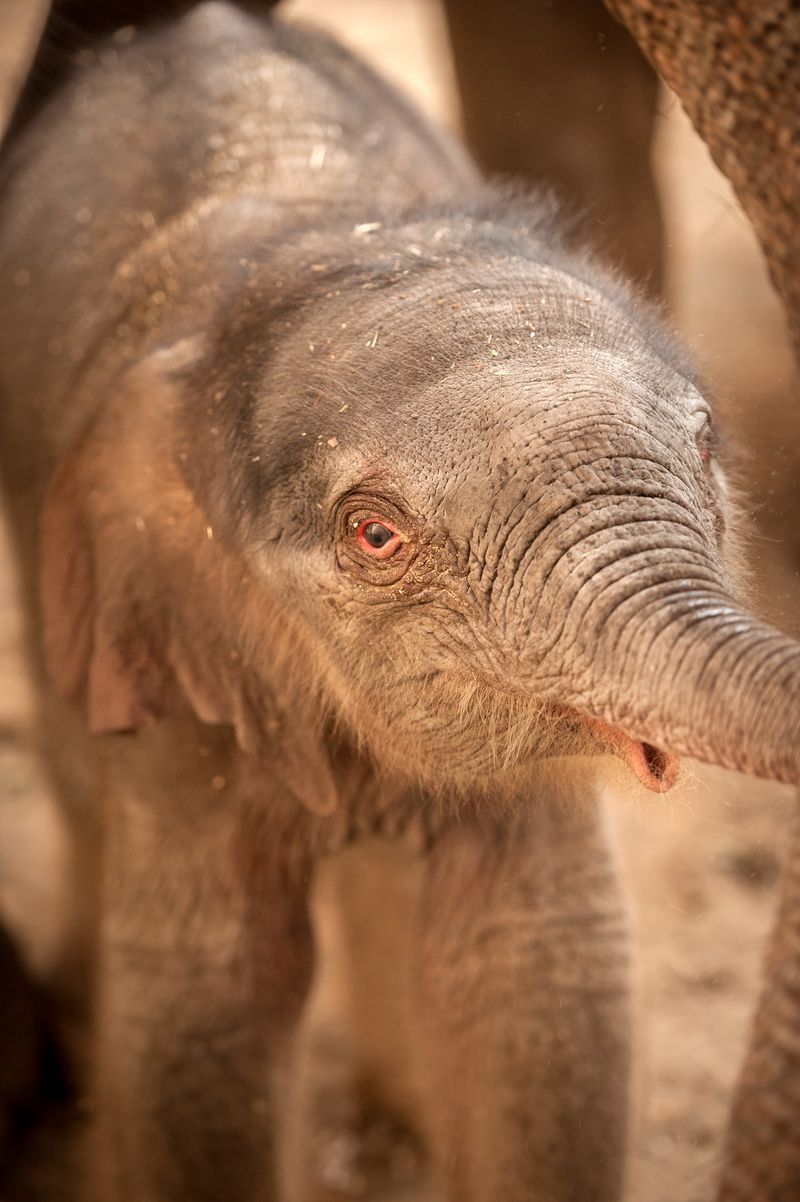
0 3 798 1200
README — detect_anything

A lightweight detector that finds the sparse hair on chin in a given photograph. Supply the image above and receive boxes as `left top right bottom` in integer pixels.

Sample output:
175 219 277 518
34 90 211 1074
318 652 594 810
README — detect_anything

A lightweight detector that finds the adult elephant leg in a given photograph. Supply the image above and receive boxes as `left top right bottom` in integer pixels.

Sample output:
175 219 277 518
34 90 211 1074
91 723 314 1202
417 778 633 1202
441 0 665 291
717 808 800 1202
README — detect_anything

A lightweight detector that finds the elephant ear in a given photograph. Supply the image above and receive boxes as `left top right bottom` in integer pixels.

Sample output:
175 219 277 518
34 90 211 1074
39 408 338 818
39 450 175 731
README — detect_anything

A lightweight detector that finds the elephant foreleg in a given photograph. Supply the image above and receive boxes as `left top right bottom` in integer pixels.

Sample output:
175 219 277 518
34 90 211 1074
91 771 313 1202
417 795 633 1202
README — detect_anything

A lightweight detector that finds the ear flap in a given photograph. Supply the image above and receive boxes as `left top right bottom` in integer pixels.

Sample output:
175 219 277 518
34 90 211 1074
40 451 173 729
39 455 94 702
170 638 339 817
39 438 339 817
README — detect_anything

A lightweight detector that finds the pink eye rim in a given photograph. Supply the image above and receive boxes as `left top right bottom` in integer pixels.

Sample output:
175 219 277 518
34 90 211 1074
335 491 416 582
355 517 403 558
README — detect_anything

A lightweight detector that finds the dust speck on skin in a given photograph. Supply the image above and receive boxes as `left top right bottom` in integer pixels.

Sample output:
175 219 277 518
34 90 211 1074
327 437 339 448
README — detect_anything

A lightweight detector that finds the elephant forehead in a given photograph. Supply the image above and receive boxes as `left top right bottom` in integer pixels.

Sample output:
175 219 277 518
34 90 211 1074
387 348 705 511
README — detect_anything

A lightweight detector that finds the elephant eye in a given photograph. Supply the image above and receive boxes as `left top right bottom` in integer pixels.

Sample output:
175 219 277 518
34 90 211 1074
689 405 715 464
696 418 719 467
356 518 401 558
337 497 414 582
353 514 401 555
362 522 393 548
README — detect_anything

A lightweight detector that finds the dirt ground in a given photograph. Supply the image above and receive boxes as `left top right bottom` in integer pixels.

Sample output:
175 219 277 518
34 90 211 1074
0 3 798 1201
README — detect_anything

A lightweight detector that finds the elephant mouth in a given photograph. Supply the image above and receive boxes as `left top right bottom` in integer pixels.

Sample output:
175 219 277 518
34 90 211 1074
582 716 680 793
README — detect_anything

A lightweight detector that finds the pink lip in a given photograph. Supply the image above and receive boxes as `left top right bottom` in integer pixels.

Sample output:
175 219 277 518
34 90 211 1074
583 717 680 793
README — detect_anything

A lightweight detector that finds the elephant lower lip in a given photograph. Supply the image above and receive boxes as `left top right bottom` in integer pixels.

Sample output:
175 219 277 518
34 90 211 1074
583 717 680 793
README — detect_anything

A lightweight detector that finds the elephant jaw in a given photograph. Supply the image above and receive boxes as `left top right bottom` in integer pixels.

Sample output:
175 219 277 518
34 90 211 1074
582 715 680 793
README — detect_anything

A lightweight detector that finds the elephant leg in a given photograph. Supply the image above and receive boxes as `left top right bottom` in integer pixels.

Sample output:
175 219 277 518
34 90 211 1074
717 808 800 1201
417 791 633 1202
279 841 431 1202
90 766 314 1202
441 0 665 291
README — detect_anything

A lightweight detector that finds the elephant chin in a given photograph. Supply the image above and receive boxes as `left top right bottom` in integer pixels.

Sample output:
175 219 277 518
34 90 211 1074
582 716 680 793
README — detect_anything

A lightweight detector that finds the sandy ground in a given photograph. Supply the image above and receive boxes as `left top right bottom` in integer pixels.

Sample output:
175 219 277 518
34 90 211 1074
0 3 798 1200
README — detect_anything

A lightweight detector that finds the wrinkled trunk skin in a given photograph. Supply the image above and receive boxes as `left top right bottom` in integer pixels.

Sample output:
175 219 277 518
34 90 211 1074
717 811 800 1201
584 598 800 787
602 0 800 359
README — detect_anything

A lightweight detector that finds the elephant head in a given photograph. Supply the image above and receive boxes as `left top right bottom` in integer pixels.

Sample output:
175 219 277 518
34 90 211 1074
39 200 800 814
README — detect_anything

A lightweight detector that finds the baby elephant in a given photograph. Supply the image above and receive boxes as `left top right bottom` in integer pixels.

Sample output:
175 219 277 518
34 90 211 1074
1 2 799 1200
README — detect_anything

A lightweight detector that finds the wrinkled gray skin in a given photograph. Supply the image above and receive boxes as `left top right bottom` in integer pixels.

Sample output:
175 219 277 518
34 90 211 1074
2 4 800 1201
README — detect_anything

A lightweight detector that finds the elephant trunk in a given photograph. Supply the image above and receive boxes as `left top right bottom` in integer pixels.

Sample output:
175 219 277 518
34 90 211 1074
596 597 800 787
511 506 800 787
